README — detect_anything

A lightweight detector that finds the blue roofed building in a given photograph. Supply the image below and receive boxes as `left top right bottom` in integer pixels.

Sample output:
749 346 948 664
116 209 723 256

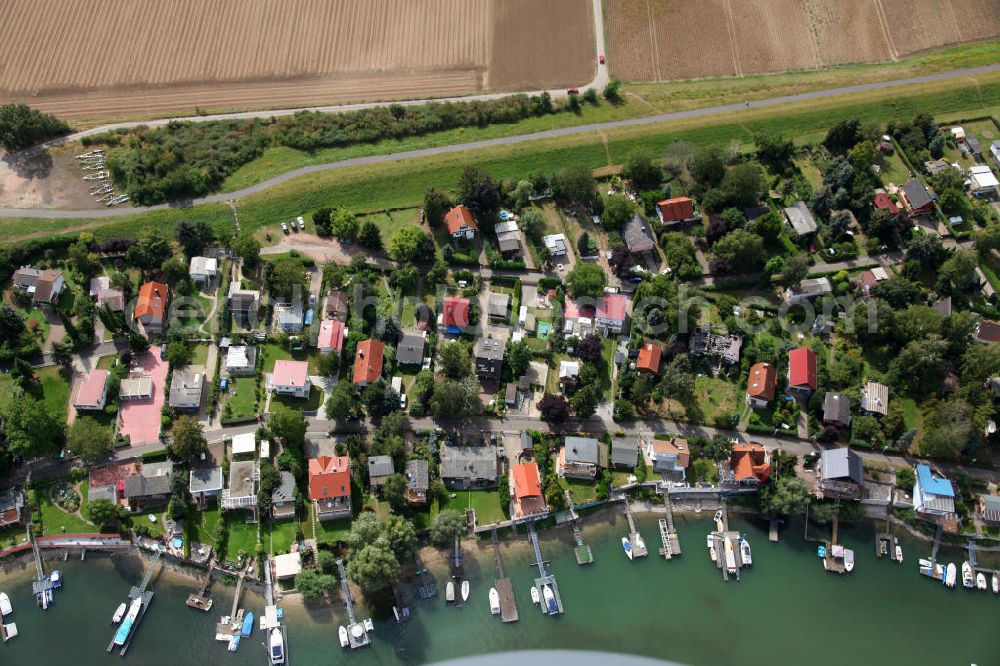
913 464 958 533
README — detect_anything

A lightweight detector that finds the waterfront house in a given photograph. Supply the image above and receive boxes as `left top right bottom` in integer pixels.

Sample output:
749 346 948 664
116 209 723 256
623 213 657 255
745 362 777 409
474 337 504 383
271 470 297 521
441 296 471 334
12 266 64 306
273 302 303 333
787 347 818 395
647 437 689 482
445 205 478 240
860 381 889 417
819 448 864 500
596 293 628 336
188 256 218 284
397 331 426 366
823 392 852 429
689 327 742 364
325 289 349 321
229 283 261 325
727 443 770 485
488 292 511 324
225 344 257 376
899 179 934 215
913 464 958 532
134 281 169 337
273 552 302 580
440 445 499 488
782 201 818 239
367 455 394 488
169 369 204 411
74 369 109 412
188 466 223 508
655 197 698 226
610 438 640 470
0 489 25 529
317 319 346 355
353 339 385 387
558 436 600 480
785 277 832 304
268 360 311 398
636 341 662 374
308 455 352 521
222 460 259 520
977 494 1000 524
510 462 547 520
404 459 429 505
124 461 174 512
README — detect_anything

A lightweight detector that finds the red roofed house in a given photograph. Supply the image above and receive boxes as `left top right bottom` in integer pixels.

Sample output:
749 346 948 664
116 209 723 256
787 347 817 395
636 342 662 374
353 339 384 386
134 281 169 337
441 296 471 333
308 456 352 520
596 293 629 335
873 192 898 214
510 462 547 520
75 368 110 411
975 320 1000 344
317 319 346 355
745 362 777 409
444 205 478 240
268 360 311 398
656 197 698 226
728 443 771 485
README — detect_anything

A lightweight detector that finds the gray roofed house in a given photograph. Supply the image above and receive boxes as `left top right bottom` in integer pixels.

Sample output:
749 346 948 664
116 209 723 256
900 179 933 213
397 331 426 366
823 392 852 428
860 381 889 417
0 488 25 528
520 431 534 451
610 438 640 470
965 135 983 157
560 436 600 479
271 470 297 520
978 494 1000 523
440 445 499 488
785 277 833 304
623 213 656 254
87 484 117 504
124 461 174 510
119 375 153 400
783 201 818 237
368 455 394 487
189 466 223 506
474 337 505 382
488 293 511 323
819 448 864 500
497 234 521 254
169 369 204 410
404 459 430 505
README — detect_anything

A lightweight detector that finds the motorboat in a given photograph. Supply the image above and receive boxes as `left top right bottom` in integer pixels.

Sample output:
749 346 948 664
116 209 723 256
977 572 987 591
542 585 557 614
111 601 126 624
461 580 470 603
445 581 455 603
1 623 17 642
0 593 11 617
489 588 500 615
338 625 349 648
363 618 374 632
844 549 855 573
945 563 957 588
706 535 716 561
895 545 903 564
878 540 887 557
49 570 62 589
241 611 254 637
530 586 540 605
723 536 737 574
113 598 143 646
622 537 633 561
962 562 975 589
740 538 752 566
227 634 240 652
269 628 285 665
993 574 999 594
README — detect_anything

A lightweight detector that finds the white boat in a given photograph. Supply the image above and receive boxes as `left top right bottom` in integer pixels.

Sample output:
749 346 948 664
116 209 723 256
723 536 737 574
113 598 142 646
269 628 285 665
111 601 126 624
895 545 903 564
489 588 500 615
541 585 557 614
962 562 975 588
635 533 646 553
445 581 455 602
461 580 470 602
0 593 11 617
338 625 349 648
1 622 16 642
844 549 855 573
227 635 240 652
977 572 987 590
530 586 540 605
945 563 957 588
740 538 752 566
992 574 999 594
363 618 374 632
622 537 633 561
706 535 717 562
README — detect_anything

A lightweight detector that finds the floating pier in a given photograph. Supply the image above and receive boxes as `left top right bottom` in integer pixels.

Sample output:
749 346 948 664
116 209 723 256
707 506 744 582
107 552 159 656
563 491 593 565
528 522 563 616
657 493 682 560
186 566 213 612
335 559 372 648
621 499 647 558
490 529 518 623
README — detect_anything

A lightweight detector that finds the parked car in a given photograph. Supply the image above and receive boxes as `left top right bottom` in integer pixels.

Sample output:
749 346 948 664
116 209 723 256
567 87 579 95
290 220 299 232
599 54 606 64
281 222 289 234
297 216 305 230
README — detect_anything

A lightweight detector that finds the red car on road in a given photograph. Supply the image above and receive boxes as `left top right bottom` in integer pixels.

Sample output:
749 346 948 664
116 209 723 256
567 87 580 95
599 54 606 64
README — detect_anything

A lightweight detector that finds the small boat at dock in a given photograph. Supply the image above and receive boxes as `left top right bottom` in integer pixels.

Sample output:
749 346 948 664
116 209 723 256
895 544 903 564
269 627 285 665
113 597 142 646
461 580 470 603
111 601 126 624
530 586 540 605
489 588 500 615
241 611 254 637
0 593 11 617
844 549 855 573
945 563 957 588
338 625 349 648
49 570 62 589
445 581 455 603
976 572 987 591
993 574 999 594
622 537 633 560
542 585 557 614
740 538 752 566
1 622 17 642
723 536 737 574
227 634 240 652
962 562 975 589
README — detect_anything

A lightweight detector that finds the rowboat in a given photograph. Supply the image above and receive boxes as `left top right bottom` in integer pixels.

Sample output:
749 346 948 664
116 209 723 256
489 588 500 615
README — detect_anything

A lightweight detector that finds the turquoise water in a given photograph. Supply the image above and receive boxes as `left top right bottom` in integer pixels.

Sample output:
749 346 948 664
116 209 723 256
0 513 997 665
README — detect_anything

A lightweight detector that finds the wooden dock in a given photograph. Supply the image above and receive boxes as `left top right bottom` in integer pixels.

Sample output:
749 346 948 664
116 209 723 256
336 558 372 648
564 491 593 565
491 529 518 623
768 516 779 542
528 522 563 616
108 552 160 655
622 499 647 558
657 493 682 560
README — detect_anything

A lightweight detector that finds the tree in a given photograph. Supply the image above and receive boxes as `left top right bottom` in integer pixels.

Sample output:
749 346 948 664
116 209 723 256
520 208 545 241
905 233 945 268
623 153 663 190
824 119 862 153
312 207 333 236
702 434 733 462
973 224 1000 255
507 340 532 379
168 416 208 462
269 404 307 452
936 249 979 294
430 378 480 418
324 380 358 421
458 166 501 219
423 188 452 228
895 466 916 489
295 569 338 601
346 543 400 590
67 417 113 462
330 207 360 241
537 393 571 423
0 104 71 151
232 232 261 267
511 180 534 210
438 342 471 379
125 231 171 271
827 210 852 242
51 340 73 371
689 146 726 187
919 398 975 460
565 263 608 299
754 132 795 171
710 229 764 273
358 221 382 250
316 351 340 378
175 219 214 257
2 393 64 458
870 276 922 309
86 499 126 529
388 226 434 264
362 381 401 420
778 253 811 288
381 474 408 513
266 257 305 299
571 384 600 418
551 165 598 208
602 195 635 231
720 162 764 207
852 415 884 448
603 78 623 103
166 340 193 367
430 509 466 548
761 476 810 515
575 333 603 363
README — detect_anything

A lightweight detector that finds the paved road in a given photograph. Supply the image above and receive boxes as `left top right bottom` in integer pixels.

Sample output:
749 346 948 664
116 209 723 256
3 62 999 220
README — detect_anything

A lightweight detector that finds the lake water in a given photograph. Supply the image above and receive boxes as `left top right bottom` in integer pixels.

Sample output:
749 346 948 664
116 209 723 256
1 512 997 665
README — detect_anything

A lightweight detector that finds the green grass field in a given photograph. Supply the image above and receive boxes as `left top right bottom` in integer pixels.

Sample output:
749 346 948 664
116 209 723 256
38 489 96 536
272 384 324 411
438 489 505 525
0 366 72 420
222 376 259 423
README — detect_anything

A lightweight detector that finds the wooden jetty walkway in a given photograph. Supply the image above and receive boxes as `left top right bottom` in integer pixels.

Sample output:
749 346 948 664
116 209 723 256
563 491 593 565
929 524 944 564
27 523 54 608
658 492 681 560
335 558 371 648
621 498 647 558
528 521 563 616
768 516 779 542
186 557 214 611
414 554 437 600
108 552 160 656
491 528 518 623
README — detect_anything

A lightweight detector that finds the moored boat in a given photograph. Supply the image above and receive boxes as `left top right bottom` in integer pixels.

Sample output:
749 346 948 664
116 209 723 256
111 601 126 624
622 537 633 561
489 587 500 615
241 611 254 637
0 593 11 617
993 573 999 594
723 536 737 574
461 580 470 603
542 585 557 614
1 622 17 642
962 561 975 588
844 549 855 573
895 545 903 564
227 634 240 652
976 572 987 590
269 627 285 665
49 570 62 589
445 581 455 603
113 598 143 646
530 586 540 605
945 563 957 588
338 625 349 648
740 538 752 566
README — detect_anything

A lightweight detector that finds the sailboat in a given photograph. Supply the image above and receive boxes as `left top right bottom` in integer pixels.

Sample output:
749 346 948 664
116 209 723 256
740 538 752 566
111 601 126 624
461 580 470 603
269 628 285 665
489 588 500 615
622 537 633 560
338 625 349 648
445 581 455 603
962 562 975 588
0 593 11 617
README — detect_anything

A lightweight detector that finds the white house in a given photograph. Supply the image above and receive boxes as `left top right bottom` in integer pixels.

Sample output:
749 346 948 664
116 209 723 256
968 165 999 196
785 277 833 304
267 360 311 398
913 464 956 525
543 233 567 257
225 344 257 376
189 256 218 283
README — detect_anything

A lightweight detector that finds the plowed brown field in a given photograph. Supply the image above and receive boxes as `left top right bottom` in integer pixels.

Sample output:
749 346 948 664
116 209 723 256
606 0 1000 81
0 0 594 120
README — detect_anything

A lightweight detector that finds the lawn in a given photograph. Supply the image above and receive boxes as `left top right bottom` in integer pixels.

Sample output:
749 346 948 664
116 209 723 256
190 342 210 367
260 343 320 374
439 489 506 525
38 488 96 536
222 376 259 423
191 500 222 545
272 384 324 411
899 398 920 432
23 307 50 341
267 519 301 555
666 375 740 426
309 514 352 546
611 461 651 489
560 477 599 503
96 355 118 370
0 366 72 418
225 517 260 560
793 158 823 191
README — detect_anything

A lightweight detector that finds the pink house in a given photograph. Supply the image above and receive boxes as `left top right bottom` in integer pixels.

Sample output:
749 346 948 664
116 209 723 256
75 369 109 411
317 320 346 355
268 360 311 398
